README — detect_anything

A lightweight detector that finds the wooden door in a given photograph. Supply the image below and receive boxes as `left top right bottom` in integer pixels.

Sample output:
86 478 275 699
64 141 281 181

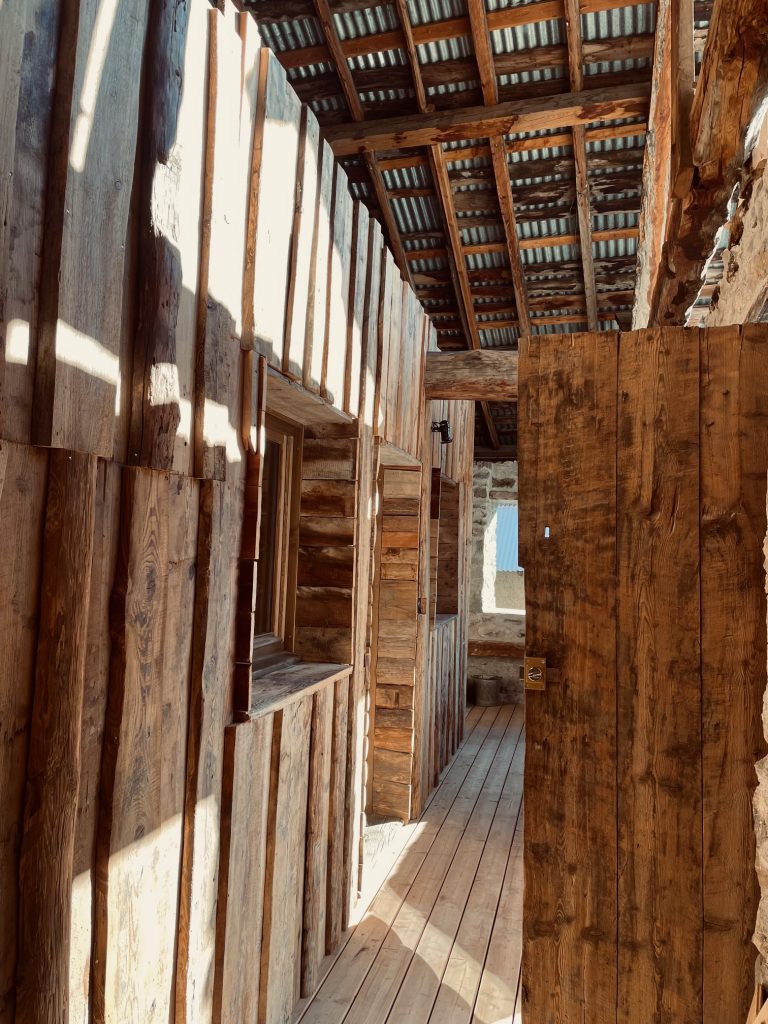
518 326 768 1024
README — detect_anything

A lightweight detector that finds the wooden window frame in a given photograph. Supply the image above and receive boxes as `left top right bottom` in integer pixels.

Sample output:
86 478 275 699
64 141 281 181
252 412 303 662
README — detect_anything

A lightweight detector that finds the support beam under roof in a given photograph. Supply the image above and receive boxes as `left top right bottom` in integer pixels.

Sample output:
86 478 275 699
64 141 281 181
425 350 519 402
325 82 652 156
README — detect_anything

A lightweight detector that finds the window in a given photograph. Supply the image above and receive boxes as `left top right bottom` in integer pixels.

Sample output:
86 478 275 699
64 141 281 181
480 500 525 614
495 503 521 572
253 414 302 657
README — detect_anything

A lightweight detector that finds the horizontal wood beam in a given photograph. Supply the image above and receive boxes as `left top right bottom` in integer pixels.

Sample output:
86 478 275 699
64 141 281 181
425 350 518 402
325 82 652 156
372 121 648 171
468 640 525 658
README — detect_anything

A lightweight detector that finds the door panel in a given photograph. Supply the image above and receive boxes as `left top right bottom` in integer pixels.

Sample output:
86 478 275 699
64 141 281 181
520 331 619 1023
519 327 768 1024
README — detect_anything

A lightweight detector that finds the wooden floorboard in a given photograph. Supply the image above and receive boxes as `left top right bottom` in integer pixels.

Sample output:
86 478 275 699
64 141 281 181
296 703 525 1024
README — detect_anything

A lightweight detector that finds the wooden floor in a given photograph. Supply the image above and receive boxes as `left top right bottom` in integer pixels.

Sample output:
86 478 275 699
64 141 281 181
296 703 525 1024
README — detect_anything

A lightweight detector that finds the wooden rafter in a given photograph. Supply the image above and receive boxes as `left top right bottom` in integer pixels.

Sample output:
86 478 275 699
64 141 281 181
311 0 413 284
326 82 651 155
464 3 532 338
564 0 599 330
390 0 500 448
467 0 498 106
427 147 499 449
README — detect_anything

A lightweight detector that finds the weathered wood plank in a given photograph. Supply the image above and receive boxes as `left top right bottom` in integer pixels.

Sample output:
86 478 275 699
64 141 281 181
176 477 242 1024
93 468 197 1024
129 0 208 474
0 442 48 1024
69 460 121 1024
212 714 273 1024
617 327 701 1024
34 0 150 457
15 450 97 1024
326 675 350 952
247 48 301 369
424 350 518 402
259 696 313 1024
0 0 61 444
700 324 768 1023
521 331 618 1022
284 106 322 381
302 687 334 996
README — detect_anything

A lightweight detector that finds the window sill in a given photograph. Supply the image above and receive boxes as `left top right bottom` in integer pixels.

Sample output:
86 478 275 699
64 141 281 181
248 660 352 719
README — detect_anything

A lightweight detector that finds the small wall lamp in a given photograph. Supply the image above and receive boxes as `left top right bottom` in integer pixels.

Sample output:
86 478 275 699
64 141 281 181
431 419 453 445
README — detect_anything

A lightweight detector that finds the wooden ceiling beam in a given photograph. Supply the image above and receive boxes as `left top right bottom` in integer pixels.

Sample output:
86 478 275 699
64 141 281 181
405 226 639 260
563 0 599 330
372 121 647 170
325 82 651 155
468 0 499 106
425 350 518 402
397 0 512 448
465 3 532 338
489 137 532 336
311 0 413 284
390 0 500 448
428 146 500 447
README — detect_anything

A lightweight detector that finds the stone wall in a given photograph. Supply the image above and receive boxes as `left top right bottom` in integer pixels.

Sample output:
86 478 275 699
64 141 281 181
468 460 525 704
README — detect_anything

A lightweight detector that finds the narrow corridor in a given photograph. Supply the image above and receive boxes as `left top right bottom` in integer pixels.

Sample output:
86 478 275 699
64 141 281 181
297 704 525 1024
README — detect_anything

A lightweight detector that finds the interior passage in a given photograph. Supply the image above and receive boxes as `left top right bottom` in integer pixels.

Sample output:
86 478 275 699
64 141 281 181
297 704 524 1024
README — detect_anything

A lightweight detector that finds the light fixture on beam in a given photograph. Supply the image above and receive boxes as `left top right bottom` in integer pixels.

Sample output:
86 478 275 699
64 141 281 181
431 419 453 445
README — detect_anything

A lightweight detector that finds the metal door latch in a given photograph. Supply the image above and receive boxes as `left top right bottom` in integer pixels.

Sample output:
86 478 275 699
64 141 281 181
524 656 547 692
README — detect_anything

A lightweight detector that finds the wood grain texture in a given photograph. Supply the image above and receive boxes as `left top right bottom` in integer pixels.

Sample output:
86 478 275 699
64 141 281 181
212 714 273 1024
302 687 334 995
0 442 48 1024
129 0 207 474
70 460 121 1024
15 450 97 1024
92 467 197 1024
521 331 618 1022
325 81 651 155
617 327 701 1024
326 675 350 952
259 696 313 1024
38 0 150 458
700 325 768 1023
176 478 242 1024
0 0 61 444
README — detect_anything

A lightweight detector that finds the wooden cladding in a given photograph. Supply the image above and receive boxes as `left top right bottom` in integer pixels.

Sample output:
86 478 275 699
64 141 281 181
519 325 768 1024
0 3 434 473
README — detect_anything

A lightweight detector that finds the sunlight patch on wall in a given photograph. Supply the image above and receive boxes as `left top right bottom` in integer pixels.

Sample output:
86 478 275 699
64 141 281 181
69 0 120 172
56 321 121 414
5 318 30 366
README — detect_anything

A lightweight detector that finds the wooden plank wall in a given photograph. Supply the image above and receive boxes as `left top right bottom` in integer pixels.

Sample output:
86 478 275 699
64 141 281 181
520 326 768 1024
371 467 422 822
0 1 475 1021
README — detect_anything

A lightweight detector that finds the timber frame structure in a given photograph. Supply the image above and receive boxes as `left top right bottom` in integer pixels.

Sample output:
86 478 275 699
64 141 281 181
4 1 768 1024
251 0 713 451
